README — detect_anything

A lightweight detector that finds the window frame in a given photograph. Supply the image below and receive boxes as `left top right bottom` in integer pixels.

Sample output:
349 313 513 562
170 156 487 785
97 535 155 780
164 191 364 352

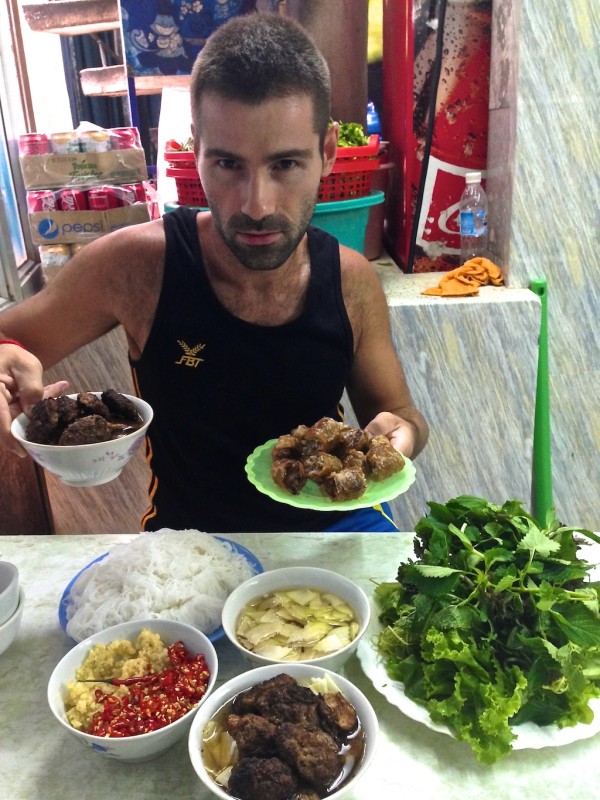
0 0 44 305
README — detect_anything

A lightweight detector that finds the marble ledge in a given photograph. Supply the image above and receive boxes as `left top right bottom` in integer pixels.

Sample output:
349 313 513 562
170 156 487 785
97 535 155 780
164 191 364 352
372 258 540 308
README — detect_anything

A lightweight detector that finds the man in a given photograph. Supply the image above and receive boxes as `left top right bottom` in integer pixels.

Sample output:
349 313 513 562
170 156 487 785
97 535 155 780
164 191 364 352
0 13 428 533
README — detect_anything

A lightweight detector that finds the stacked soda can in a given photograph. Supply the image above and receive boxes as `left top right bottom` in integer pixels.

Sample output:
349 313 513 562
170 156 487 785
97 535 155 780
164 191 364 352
26 184 146 212
39 241 89 273
19 126 149 247
39 244 72 269
88 183 146 209
18 133 51 155
19 127 141 156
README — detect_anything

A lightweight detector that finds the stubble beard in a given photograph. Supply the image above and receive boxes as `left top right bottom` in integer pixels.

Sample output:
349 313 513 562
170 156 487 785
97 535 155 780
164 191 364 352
209 196 317 272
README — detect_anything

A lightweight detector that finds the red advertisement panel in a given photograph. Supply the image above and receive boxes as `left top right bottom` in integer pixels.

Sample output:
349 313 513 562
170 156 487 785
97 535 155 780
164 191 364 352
382 0 491 272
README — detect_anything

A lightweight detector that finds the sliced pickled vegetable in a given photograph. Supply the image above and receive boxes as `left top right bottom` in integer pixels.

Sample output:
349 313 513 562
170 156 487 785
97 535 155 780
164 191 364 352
235 587 359 661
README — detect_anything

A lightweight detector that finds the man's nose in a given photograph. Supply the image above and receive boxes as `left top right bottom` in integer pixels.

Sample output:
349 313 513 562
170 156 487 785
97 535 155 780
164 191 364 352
240 172 276 220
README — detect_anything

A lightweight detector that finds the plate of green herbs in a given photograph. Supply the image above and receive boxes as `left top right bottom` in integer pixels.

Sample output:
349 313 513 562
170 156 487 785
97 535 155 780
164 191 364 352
357 496 600 764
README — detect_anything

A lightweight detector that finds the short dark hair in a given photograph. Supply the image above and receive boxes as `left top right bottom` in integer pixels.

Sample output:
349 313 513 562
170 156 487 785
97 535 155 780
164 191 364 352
190 13 331 145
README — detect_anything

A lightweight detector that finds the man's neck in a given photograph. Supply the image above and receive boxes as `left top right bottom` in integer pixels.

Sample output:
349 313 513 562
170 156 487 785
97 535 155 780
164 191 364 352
198 216 312 325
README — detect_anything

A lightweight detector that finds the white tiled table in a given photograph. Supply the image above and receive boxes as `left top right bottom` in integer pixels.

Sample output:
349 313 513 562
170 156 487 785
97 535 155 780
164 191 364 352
1 532 599 800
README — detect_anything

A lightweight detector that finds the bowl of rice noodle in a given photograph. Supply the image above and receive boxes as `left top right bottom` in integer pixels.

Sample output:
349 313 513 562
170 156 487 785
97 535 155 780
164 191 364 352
59 530 262 643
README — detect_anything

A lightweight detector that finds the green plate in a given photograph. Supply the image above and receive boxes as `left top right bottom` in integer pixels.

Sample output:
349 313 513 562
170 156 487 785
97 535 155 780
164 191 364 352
245 438 416 511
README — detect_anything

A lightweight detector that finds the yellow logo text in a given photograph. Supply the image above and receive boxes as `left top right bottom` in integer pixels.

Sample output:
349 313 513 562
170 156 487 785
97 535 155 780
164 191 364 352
175 340 205 367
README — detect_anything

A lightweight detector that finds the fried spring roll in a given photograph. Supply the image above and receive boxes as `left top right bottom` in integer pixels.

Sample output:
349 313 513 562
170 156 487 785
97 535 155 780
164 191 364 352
270 458 307 495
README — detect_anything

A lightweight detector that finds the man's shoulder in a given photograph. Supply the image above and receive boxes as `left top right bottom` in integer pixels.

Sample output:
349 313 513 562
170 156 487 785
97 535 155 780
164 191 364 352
89 218 167 354
111 216 166 251
338 243 387 318
79 217 166 308
89 217 166 276
338 243 378 283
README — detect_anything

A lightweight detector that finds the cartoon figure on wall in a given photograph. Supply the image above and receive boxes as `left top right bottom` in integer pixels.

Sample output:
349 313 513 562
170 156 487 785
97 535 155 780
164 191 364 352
129 1 188 72
120 0 259 75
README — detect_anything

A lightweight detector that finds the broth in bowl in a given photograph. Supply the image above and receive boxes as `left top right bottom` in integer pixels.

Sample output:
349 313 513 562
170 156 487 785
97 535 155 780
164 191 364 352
188 665 378 800
221 567 371 671
235 587 360 662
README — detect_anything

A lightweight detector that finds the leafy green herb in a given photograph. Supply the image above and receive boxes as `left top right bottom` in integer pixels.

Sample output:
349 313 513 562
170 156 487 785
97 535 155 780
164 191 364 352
334 121 370 147
374 496 600 764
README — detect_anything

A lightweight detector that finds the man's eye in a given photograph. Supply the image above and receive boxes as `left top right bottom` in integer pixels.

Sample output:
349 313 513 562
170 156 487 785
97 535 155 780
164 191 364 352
217 158 238 169
276 159 298 171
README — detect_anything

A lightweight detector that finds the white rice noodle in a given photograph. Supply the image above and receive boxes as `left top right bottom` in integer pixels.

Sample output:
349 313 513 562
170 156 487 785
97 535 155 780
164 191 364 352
65 529 258 641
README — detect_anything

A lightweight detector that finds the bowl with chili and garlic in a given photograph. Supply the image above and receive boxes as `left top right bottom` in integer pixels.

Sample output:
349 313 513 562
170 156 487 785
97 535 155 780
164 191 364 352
221 567 370 672
47 618 218 762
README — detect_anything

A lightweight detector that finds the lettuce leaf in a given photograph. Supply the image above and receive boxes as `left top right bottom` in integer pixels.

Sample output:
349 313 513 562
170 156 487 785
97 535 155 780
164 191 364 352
374 496 600 763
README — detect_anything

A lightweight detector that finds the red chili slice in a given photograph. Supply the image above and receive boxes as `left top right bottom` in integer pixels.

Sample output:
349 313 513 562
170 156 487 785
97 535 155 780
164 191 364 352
85 642 209 737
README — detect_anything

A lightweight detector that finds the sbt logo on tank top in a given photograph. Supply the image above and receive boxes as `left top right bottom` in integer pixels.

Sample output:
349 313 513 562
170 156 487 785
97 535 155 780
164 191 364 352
175 340 205 367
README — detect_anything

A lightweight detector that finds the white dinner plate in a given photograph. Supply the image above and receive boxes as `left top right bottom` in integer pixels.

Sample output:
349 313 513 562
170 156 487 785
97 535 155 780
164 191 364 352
357 542 600 751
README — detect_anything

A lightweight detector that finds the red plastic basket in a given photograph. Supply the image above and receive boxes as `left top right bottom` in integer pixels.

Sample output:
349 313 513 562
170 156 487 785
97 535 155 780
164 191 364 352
333 134 380 161
163 135 380 206
166 166 208 207
318 134 380 202
164 150 196 168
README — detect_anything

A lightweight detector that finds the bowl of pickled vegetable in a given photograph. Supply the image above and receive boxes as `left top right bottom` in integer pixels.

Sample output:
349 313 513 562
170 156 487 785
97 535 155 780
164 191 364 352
221 567 370 672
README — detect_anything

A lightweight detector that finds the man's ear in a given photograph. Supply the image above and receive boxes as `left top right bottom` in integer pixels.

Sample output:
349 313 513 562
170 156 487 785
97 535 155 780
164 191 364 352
321 122 339 177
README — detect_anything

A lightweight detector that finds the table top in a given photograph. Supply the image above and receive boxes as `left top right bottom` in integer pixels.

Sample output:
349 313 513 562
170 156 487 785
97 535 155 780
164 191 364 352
1 532 599 800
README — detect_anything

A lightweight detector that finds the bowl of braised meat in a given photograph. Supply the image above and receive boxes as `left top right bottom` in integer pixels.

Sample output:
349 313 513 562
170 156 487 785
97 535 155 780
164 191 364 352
188 664 378 800
11 389 152 487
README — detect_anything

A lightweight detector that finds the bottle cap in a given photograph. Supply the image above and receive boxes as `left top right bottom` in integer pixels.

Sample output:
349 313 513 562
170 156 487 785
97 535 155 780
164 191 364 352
465 171 482 184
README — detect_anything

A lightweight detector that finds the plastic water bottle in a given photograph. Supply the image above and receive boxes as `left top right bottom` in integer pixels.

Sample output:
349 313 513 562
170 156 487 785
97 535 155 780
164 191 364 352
459 171 488 262
366 101 382 135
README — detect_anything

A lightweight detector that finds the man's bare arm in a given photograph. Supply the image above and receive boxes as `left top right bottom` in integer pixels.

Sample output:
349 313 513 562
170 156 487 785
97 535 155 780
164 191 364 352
341 249 429 459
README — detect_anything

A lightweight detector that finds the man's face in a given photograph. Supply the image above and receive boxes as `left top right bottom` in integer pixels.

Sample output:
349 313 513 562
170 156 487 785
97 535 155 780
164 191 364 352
193 92 337 271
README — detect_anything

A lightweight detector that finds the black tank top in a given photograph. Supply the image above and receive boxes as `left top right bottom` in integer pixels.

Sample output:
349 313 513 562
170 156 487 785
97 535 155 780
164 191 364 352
131 206 354 532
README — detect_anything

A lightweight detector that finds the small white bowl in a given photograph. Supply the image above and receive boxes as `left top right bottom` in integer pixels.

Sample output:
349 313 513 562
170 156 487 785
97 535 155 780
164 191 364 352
11 392 153 487
188 662 379 800
221 566 371 672
0 587 24 657
47 618 218 763
0 561 19 625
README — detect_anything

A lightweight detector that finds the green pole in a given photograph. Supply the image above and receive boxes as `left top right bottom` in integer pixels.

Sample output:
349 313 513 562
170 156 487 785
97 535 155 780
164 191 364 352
530 278 553 524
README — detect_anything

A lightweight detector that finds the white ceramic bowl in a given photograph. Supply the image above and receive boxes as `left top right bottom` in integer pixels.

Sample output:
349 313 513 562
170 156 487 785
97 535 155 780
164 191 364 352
0 587 24 657
0 561 19 625
47 618 218 763
221 566 371 672
188 662 379 800
11 392 153 487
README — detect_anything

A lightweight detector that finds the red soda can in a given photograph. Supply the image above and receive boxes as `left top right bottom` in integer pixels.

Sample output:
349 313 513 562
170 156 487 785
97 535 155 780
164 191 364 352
115 185 136 206
120 183 146 203
27 190 57 213
87 186 121 210
109 127 141 150
19 133 50 155
59 188 89 211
